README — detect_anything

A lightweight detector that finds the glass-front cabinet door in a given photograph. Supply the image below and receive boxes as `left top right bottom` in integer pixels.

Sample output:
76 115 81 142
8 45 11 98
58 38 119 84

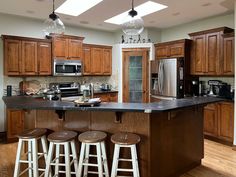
122 49 149 103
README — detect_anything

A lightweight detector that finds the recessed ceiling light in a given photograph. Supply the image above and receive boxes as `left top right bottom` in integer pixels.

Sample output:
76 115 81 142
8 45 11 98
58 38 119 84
80 21 89 24
202 2 211 7
105 1 167 25
55 0 103 16
172 12 180 16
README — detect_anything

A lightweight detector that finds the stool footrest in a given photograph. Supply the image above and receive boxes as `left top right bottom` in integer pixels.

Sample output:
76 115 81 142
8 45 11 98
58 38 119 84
83 162 99 167
118 158 132 162
117 168 134 172
87 171 107 175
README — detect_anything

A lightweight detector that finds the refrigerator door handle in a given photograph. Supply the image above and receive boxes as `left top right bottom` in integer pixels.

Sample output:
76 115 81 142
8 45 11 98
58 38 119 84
158 61 164 94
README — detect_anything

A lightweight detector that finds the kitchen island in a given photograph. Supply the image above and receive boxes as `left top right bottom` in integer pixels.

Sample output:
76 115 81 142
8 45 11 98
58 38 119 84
3 96 224 177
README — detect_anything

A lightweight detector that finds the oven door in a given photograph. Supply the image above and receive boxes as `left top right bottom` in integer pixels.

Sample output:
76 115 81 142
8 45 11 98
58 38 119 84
53 59 82 76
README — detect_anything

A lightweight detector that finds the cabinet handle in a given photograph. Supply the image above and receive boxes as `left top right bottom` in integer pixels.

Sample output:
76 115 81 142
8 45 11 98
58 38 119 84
40 44 49 47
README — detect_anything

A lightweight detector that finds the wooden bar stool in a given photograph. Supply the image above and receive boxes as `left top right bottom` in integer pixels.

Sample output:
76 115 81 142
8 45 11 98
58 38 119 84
77 131 109 177
111 132 141 177
45 130 78 177
13 128 49 177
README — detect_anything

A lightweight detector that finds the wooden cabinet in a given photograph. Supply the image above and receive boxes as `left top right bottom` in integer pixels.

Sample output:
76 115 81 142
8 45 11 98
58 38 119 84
93 92 118 102
189 27 234 75
204 101 234 143
82 44 112 75
7 109 24 142
52 34 84 60
155 39 191 59
222 33 234 75
2 35 52 76
37 42 52 75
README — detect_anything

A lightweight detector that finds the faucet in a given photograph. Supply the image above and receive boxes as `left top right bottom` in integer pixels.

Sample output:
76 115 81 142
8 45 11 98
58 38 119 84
89 83 94 98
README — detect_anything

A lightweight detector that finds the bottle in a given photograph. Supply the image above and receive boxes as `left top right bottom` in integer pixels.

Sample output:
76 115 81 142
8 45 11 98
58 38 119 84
7 85 12 96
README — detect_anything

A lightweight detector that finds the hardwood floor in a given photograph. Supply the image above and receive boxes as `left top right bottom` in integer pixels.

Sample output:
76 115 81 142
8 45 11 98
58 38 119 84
181 139 236 177
0 138 235 177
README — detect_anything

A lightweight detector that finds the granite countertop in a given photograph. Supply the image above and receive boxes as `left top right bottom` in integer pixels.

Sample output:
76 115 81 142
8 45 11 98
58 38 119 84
3 96 225 113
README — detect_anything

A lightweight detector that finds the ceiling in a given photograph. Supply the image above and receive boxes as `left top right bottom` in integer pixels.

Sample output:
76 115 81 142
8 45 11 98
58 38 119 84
0 0 234 32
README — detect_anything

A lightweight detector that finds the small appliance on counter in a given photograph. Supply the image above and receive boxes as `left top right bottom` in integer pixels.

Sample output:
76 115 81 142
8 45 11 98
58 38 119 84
208 80 222 96
100 83 112 91
207 80 233 99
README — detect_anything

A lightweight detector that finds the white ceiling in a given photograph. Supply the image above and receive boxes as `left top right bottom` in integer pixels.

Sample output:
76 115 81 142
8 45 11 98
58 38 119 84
0 0 234 32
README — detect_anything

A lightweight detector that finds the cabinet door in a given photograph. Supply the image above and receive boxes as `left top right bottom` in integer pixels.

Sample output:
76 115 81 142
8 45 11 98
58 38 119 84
53 37 68 59
102 48 112 75
91 48 103 75
68 39 83 60
218 102 234 142
83 46 91 75
7 109 24 142
204 103 218 137
37 42 52 75
94 93 109 102
4 39 21 75
109 93 118 102
205 32 220 75
21 41 37 75
223 36 234 75
191 35 206 75
156 46 169 59
169 43 185 57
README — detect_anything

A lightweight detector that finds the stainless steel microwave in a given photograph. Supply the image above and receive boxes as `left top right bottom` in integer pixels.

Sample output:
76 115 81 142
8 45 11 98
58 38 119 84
53 59 82 76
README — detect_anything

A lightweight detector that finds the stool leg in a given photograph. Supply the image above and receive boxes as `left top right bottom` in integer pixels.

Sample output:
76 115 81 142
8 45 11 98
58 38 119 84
55 144 60 176
131 145 139 177
14 139 24 177
28 140 33 177
64 142 71 177
83 143 90 177
96 143 103 177
32 138 39 177
111 144 120 177
45 142 54 177
70 140 78 176
77 143 85 177
41 136 52 177
101 141 109 177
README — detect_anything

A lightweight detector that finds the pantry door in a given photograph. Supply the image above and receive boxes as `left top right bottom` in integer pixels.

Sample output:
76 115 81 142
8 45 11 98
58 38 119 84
122 48 149 103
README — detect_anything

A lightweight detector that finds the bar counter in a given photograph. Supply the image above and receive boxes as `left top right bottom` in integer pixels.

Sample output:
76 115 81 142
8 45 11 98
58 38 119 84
3 96 224 177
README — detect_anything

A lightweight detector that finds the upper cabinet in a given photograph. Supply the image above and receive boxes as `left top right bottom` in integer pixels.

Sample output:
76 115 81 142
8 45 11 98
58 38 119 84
82 44 112 76
51 34 84 60
2 35 52 76
188 27 234 76
222 33 234 75
155 39 191 59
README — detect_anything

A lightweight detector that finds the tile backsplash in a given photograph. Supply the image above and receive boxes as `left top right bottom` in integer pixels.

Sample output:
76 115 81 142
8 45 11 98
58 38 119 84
3 75 119 96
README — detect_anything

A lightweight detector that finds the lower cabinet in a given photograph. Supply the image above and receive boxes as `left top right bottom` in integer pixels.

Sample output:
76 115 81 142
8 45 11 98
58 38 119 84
94 92 118 102
7 109 24 142
204 101 234 143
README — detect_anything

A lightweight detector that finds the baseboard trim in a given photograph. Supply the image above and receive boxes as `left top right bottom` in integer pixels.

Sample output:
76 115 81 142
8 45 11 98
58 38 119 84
232 145 236 151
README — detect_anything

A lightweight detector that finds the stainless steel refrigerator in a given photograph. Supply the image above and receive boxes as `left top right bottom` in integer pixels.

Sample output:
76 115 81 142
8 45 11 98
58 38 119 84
151 58 185 100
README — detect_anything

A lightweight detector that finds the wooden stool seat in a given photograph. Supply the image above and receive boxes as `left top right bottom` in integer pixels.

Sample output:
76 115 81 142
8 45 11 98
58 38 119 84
78 131 107 143
17 128 47 139
47 130 77 143
111 132 140 145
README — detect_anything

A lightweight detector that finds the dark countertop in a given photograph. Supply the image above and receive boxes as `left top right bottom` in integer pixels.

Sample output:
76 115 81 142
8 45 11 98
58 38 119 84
3 96 225 113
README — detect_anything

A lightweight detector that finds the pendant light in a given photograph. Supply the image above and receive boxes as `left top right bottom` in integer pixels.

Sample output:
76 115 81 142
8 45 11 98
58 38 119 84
121 0 144 36
43 0 65 37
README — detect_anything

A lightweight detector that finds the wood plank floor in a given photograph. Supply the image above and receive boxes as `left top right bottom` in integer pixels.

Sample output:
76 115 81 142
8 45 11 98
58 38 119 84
0 139 235 177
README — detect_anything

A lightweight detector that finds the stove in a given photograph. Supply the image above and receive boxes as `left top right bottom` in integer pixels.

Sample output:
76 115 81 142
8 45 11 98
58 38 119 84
49 82 81 97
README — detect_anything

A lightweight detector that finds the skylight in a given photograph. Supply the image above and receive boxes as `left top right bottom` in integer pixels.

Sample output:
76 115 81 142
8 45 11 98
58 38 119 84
105 1 168 25
55 0 103 16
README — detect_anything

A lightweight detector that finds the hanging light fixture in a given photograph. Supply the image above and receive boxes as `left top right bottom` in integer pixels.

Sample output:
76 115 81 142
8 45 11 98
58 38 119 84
43 0 65 37
121 0 144 36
